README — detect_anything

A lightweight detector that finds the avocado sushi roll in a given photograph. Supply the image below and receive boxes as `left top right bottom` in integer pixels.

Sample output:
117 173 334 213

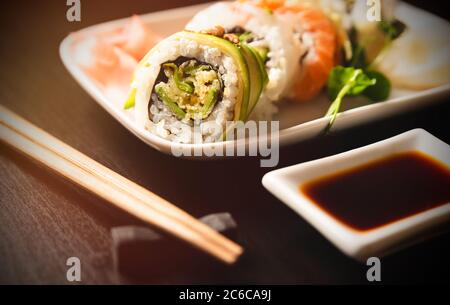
186 1 304 120
125 31 268 143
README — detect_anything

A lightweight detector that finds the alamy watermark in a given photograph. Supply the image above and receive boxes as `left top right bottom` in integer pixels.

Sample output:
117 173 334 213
65 1 382 24
66 256 81 282
66 0 81 22
367 0 382 22
366 256 381 282
170 120 280 167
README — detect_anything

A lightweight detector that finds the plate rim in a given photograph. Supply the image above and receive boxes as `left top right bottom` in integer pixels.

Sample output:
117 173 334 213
59 2 450 155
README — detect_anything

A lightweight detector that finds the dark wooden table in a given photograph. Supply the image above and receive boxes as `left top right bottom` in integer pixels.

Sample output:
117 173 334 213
1 0 449 284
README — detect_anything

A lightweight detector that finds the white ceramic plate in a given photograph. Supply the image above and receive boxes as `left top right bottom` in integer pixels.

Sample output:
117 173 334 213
262 129 450 261
60 3 450 155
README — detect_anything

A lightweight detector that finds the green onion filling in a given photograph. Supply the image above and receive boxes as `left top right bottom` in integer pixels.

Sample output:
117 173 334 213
154 60 222 120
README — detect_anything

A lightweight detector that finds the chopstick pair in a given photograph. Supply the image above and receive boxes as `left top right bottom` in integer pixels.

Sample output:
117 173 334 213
0 105 243 264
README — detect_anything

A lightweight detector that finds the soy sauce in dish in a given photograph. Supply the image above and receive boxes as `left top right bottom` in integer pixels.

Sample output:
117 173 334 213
301 151 450 231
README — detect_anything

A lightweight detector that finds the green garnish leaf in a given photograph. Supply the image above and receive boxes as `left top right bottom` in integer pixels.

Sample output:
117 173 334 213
323 18 400 131
379 19 407 41
362 70 391 102
325 66 376 130
347 43 367 69
370 19 407 69
327 66 376 100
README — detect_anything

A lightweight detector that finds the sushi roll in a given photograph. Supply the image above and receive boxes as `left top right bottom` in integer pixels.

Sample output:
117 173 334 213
124 30 268 143
186 1 304 119
255 0 339 103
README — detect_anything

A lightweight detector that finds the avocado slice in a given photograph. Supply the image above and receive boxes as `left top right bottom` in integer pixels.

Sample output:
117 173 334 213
247 45 269 84
124 88 137 110
177 31 251 122
251 46 270 86
154 84 187 120
239 44 266 119
252 46 269 63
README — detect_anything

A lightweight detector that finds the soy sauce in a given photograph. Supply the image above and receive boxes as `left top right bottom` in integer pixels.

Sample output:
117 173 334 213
301 151 450 231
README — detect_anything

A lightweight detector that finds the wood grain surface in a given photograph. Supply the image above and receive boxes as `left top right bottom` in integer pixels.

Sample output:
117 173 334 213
0 0 449 284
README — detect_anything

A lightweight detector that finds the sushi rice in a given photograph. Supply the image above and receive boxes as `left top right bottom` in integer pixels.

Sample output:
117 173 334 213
132 35 240 144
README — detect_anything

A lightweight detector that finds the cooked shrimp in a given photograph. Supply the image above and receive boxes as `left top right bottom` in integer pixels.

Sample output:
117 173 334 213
253 1 338 102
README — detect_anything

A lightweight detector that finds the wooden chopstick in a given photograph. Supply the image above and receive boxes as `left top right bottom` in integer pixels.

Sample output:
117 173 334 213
0 105 243 264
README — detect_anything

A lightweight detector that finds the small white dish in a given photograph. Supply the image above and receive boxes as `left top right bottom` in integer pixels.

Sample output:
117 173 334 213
262 129 450 261
59 3 450 156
